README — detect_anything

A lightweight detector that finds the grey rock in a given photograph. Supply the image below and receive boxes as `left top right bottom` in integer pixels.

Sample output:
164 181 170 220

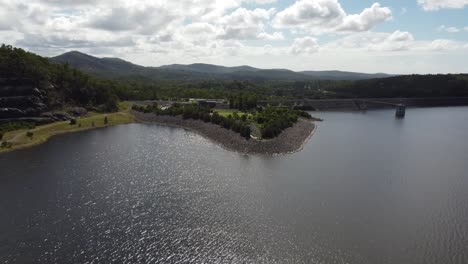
40 111 72 121
67 107 88 117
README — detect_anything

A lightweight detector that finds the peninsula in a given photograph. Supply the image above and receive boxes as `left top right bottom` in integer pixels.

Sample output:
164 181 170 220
131 102 318 155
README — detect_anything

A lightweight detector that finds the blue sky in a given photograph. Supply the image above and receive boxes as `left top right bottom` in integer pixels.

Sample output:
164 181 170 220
256 0 468 41
366 0 468 41
273 0 467 37
1 0 467 74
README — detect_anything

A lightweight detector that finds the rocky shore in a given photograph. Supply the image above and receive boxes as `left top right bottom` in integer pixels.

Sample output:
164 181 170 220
132 111 316 155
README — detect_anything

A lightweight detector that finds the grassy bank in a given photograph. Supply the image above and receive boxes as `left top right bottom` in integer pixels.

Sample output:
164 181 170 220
214 109 253 118
0 102 135 153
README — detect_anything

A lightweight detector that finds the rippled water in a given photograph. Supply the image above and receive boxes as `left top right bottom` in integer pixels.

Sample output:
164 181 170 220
1 107 468 263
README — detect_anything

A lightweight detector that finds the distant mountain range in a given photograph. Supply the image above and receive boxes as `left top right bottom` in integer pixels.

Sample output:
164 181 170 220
50 51 394 81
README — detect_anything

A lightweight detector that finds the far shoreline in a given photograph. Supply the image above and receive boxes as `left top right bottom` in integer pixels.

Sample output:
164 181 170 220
132 111 316 156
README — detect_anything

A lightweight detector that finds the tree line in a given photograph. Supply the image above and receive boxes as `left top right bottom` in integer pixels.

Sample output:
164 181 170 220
132 103 312 140
108 74 468 103
132 103 252 139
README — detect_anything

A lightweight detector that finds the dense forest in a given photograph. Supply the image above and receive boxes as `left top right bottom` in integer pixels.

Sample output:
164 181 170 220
228 75 468 100
2 45 468 112
106 73 468 102
0 45 119 112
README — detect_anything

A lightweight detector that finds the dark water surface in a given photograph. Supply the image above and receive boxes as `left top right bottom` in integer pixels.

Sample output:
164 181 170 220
1 107 468 263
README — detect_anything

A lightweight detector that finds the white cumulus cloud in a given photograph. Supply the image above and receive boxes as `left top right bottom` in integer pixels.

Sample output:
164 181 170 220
273 0 392 34
437 25 461 33
289 37 319 54
324 31 413 52
0 0 467 74
216 8 277 40
339 3 392 32
418 0 468 10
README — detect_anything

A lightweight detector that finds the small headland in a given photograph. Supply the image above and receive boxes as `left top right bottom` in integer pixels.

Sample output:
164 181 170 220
132 104 317 155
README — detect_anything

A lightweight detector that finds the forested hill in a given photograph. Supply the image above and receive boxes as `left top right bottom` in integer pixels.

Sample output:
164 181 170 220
50 51 393 81
338 74 468 98
50 51 147 79
273 74 468 99
2 45 468 107
0 45 119 112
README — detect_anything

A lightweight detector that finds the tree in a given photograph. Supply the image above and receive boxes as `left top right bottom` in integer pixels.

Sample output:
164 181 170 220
1 141 12 148
202 113 211 122
211 112 221 125
240 125 251 139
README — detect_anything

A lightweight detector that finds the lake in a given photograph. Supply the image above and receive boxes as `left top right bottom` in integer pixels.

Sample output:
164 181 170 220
1 107 468 263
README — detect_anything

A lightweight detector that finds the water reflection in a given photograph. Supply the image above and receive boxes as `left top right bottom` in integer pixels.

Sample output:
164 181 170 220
1 107 468 263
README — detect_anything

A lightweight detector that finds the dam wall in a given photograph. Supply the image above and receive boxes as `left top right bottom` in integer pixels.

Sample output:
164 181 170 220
258 97 468 111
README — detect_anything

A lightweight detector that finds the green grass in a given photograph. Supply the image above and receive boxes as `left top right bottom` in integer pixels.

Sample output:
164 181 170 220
0 103 136 153
214 109 253 118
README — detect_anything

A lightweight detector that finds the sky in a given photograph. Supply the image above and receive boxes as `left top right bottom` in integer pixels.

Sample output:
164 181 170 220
1 0 467 74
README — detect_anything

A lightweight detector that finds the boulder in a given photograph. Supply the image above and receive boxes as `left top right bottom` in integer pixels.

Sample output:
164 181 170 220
67 107 88 117
32 88 46 100
40 111 73 121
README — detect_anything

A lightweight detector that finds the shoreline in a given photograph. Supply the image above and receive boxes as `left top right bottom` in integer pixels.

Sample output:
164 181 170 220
0 110 316 155
132 111 316 156
0 111 135 154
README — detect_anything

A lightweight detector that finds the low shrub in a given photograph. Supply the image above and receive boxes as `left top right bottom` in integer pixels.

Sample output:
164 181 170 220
1 141 12 148
26 131 34 139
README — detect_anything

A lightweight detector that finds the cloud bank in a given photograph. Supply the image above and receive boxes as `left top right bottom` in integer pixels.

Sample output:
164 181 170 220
0 0 467 74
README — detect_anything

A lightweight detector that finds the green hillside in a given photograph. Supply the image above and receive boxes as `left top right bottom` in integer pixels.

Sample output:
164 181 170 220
50 51 393 81
1 45 119 112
